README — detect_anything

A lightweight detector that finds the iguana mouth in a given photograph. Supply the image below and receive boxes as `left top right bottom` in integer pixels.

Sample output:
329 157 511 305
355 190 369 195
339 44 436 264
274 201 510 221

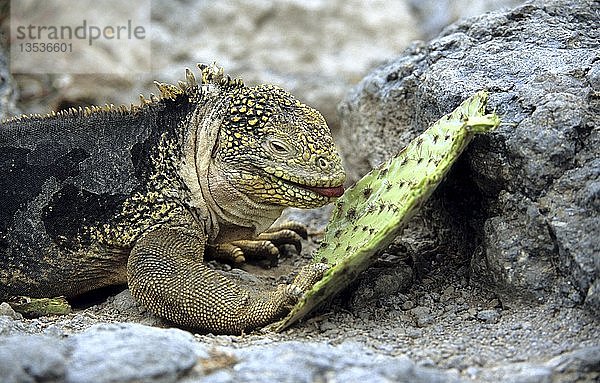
280 178 345 198
262 169 345 198
304 185 345 198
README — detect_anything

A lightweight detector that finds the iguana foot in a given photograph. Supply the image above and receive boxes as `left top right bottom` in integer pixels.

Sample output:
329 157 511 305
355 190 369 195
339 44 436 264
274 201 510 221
259 262 331 332
213 239 279 265
290 262 330 292
268 262 331 313
211 221 308 265
262 221 308 239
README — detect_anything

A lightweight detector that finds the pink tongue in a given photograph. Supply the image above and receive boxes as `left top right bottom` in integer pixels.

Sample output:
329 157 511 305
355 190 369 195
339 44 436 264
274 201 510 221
306 185 345 198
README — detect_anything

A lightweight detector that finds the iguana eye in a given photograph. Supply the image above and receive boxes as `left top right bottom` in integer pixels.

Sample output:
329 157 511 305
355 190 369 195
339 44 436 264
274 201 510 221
267 139 291 154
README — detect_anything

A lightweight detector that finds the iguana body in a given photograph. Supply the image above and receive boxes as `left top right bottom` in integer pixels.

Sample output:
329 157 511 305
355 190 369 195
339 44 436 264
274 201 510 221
0 64 345 333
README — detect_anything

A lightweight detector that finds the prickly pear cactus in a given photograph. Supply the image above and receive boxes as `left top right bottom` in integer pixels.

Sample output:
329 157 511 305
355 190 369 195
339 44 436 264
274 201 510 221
273 91 500 331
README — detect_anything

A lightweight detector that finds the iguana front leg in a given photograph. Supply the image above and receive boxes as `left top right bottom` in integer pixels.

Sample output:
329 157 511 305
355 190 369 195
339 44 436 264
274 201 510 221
210 221 308 265
127 227 326 334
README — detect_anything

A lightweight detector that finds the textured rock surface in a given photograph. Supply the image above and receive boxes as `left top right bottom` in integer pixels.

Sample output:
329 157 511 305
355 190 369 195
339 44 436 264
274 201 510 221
0 323 200 383
215 341 462 383
1 316 598 383
338 0 600 312
0 321 464 383
409 0 525 39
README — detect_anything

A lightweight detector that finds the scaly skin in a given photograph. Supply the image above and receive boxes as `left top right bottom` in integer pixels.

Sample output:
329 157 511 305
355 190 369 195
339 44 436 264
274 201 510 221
0 63 345 334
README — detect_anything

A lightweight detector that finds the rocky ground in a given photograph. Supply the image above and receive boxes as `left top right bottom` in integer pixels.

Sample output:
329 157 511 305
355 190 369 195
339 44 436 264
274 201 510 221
1 216 598 382
1 0 599 382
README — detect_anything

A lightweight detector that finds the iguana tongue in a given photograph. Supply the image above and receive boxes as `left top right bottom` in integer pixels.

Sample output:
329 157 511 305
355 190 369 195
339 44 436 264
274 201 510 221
306 185 345 198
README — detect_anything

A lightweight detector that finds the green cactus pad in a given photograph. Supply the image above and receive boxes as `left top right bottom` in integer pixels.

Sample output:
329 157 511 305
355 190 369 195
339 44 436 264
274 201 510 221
273 91 500 331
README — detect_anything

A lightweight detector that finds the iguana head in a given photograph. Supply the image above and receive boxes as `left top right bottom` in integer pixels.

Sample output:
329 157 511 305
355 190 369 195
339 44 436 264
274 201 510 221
215 84 346 209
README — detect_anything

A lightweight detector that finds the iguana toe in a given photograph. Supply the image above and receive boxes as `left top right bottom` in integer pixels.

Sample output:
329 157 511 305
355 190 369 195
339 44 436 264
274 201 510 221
264 221 308 240
291 262 330 293
257 229 303 254
210 243 247 264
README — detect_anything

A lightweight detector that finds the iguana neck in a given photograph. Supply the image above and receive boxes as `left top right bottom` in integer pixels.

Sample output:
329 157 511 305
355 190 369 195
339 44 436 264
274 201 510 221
206 162 284 243
180 96 283 243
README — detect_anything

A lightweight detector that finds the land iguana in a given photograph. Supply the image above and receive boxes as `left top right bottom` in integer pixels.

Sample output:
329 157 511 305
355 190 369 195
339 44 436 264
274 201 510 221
0 63 346 334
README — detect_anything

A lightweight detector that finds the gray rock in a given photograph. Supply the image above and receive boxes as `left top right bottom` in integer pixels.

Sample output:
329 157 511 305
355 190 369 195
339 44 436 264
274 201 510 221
0 322 207 383
66 323 201 383
0 303 22 320
338 0 600 312
110 289 143 313
227 341 463 383
411 306 435 327
350 264 414 308
480 192 558 298
477 309 500 323
0 335 68 383
478 346 600 382
0 316 32 336
545 345 600 374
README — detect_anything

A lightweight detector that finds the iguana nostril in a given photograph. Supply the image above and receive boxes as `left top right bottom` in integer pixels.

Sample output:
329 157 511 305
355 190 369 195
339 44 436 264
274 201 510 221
317 157 328 169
